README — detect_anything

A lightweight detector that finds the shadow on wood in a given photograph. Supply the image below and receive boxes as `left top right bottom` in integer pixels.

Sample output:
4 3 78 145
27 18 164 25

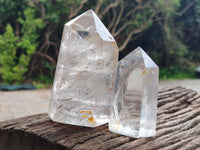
0 86 200 150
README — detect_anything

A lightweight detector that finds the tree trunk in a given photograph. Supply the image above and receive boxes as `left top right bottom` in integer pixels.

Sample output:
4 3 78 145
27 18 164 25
0 86 200 150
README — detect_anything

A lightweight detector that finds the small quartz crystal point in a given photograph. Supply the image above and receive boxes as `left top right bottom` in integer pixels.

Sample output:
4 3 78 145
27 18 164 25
109 47 159 138
49 10 119 127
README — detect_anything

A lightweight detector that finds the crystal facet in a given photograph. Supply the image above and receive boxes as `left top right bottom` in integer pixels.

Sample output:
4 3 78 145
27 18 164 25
49 10 119 127
109 47 159 138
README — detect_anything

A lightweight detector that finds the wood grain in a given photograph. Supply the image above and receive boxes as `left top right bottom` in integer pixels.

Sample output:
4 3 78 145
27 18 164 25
0 86 200 150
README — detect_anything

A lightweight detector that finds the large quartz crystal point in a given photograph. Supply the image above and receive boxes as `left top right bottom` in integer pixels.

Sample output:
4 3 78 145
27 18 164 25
109 47 159 138
49 10 119 127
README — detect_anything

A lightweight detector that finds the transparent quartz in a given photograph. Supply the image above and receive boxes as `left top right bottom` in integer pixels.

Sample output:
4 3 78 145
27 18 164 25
109 47 159 138
49 10 119 127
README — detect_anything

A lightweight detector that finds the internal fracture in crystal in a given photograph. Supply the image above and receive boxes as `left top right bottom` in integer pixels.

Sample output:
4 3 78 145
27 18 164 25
48 10 119 127
109 47 159 138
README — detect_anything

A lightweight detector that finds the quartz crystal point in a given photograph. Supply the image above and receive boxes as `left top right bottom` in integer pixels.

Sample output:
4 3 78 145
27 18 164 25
109 47 159 138
49 10 119 127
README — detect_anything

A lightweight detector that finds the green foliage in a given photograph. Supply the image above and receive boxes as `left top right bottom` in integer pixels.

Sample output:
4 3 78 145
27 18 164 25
36 61 55 84
35 74 53 84
16 8 45 81
0 24 19 83
33 81 52 89
42 61 55 71
0 0 27 23
159 67 196 80
18 8 44 49
0 0 200 85
0 8 44 84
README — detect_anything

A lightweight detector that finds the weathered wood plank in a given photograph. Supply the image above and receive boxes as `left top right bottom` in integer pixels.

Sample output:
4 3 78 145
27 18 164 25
0 86 200 150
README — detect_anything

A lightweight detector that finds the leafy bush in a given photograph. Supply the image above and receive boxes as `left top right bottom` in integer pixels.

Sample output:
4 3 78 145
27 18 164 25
0 24 19 83
0 8 44 84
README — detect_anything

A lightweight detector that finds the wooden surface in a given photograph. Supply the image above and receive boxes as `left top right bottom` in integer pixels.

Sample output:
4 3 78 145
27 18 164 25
0 86 200 150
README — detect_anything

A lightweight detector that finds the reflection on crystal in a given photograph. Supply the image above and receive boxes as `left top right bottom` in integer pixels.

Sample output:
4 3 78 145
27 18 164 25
109 47 159 138
48 10 119 127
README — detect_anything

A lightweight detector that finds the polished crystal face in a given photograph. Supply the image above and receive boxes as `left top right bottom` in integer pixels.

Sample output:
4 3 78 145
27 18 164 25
109 47 159 138
49 10 119 127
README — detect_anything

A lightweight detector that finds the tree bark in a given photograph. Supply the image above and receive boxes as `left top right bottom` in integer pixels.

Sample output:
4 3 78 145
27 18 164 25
0 86 200 150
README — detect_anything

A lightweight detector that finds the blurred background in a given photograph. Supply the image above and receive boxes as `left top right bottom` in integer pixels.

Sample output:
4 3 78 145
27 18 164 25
0 0 200 121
